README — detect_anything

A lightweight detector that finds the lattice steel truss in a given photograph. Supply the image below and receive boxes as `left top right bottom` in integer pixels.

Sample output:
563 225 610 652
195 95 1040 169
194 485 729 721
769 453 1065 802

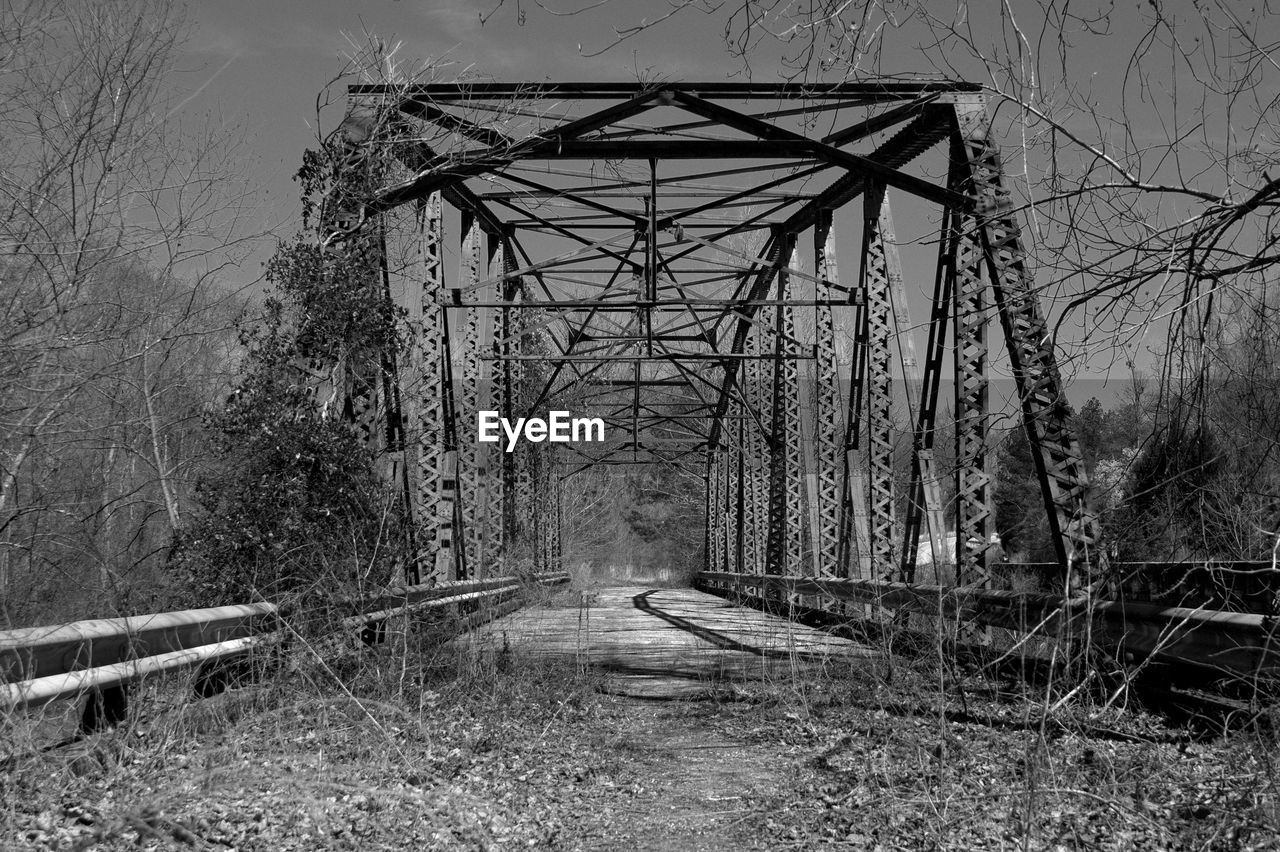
811 212 845 580
315 81 1104 589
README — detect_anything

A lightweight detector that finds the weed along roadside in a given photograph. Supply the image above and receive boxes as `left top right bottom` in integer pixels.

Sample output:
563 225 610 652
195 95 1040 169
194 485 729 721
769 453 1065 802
5 581 1278 849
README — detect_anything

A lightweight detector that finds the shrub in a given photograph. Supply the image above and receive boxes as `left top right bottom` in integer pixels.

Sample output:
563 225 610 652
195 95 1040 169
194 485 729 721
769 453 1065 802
170 298 403 609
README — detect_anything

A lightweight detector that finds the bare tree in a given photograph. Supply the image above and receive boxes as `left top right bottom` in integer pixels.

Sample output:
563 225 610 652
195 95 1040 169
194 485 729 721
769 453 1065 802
482 2 1278 344
0 0 261 625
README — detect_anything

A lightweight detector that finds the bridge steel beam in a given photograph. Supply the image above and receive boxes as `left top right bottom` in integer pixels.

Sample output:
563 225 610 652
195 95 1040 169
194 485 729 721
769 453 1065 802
495 233 526 564
481 235 505 576
708 449 727 573
724 433 741 574
950 173 994 587
765 233 801 577
951 98 1104 586
743 323 768 576
859 185 900 581
811 211 845 580
780 243 806 578
409 193 456 583
457 218 485 579
327 81 1105 595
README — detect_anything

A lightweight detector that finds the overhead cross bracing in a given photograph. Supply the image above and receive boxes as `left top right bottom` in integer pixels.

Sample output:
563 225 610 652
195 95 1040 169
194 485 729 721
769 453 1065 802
322 80 1104 592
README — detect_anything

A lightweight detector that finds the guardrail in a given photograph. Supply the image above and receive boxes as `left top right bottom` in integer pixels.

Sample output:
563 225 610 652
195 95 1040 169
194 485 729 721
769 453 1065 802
990 561 1279 612
1 572 569 734
695 572 1280 678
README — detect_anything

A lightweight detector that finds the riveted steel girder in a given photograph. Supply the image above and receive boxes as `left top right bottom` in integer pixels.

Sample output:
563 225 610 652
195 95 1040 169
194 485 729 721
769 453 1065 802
766 235 802 576
811 212 845 579
951 197 993 586
457 220 484 579
860 187 899 581
328 81 1105 595
483 236 507 576
410 193 455 583
951 100 1104 584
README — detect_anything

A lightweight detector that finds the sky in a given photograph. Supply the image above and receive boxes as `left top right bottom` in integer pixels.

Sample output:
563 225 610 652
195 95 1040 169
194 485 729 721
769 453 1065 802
172 0 1120 247
176 0 770 245
165 0 1278 408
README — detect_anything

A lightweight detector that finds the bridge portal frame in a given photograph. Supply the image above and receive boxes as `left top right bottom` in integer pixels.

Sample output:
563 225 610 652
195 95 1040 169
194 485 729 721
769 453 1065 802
321 80 1104 589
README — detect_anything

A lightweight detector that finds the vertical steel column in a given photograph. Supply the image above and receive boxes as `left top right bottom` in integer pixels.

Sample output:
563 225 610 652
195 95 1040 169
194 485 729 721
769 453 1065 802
720 448 736 572
812 211 846 578
801 435 822 577
839 270 871 580
481 236 505 576
952 97 1104 583
496 234 525 559
766 234 801 575
951 161 994 586
733 414 747 575
458 218 484 578
723 432 740 574
414 192 454 582
502 235 535 567
861 187 899 580
703 452 715 574
781 244 806 578
742 312 768 570
440 295 464 582
795 246 822 579
709 447 728 573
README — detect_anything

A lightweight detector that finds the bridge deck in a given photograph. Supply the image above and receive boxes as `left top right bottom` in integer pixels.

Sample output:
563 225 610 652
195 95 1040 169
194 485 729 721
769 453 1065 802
461 586 874 698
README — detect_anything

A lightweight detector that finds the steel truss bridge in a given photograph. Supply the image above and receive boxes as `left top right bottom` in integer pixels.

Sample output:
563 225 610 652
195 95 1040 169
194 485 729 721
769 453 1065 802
5 81 1279 738
327 80 1100 591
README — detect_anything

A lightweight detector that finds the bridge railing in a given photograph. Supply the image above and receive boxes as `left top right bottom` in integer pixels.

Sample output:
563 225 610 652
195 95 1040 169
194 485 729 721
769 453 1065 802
694 571 1280 679
989 561 1280 613
0 572 569 732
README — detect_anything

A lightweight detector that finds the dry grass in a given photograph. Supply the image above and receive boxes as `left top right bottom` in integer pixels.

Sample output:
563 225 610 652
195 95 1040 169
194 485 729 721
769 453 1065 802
0 591 603 850
2 587 1279 850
